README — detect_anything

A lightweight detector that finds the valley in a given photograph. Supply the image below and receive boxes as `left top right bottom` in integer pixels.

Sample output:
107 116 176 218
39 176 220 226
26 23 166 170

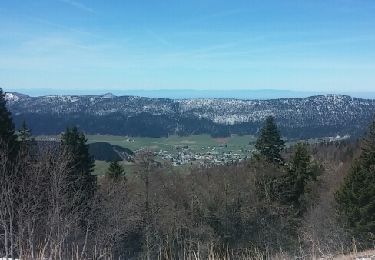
37 134 258 174
37 133 348 175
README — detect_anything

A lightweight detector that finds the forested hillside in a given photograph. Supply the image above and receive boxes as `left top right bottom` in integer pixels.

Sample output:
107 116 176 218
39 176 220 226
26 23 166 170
6 92 375 139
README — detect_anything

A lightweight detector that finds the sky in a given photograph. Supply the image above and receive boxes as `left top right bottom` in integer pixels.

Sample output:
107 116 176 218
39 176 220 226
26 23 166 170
1 0 375 94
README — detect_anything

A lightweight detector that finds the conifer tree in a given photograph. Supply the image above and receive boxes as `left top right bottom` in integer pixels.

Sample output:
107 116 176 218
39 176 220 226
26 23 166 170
19 120 32 142
106 160 126 180
16 120 35 161
0 88 18 157
18 121 36 159
255 116 285 164
336 120 375 238
279 143 320 214
61 127 96 218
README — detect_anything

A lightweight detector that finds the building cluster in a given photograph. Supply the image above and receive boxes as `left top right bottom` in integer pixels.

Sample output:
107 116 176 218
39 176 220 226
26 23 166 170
157 146 253 166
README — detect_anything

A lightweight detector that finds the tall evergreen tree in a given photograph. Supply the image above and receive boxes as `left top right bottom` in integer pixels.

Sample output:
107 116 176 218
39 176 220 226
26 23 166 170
18 121 36 160
0 88 18 157
61 127 96 218
106 160 125 180
278 143 321 215
19 120 32 142
336 120 375 239
255 116 285 164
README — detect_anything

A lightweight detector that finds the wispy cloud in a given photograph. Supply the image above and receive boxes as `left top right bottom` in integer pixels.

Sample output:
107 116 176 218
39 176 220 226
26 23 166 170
145 30 175 48
29 17 97 37
183 8 247 25
162 33 375 61
57 0 94 13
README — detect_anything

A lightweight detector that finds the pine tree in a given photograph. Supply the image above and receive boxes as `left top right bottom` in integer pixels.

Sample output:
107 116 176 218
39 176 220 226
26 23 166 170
106 160 126 180
0 88 18 157
16 120 35 161
61 127 96 219
18 121 36 157
336 120 375 239
19 120 32 142
279 143 321 214
255 116 285 164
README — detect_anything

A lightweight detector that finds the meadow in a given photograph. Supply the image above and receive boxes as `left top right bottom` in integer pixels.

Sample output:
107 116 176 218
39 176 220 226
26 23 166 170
85 134 257 153
37 134 310 175
85 134 257 175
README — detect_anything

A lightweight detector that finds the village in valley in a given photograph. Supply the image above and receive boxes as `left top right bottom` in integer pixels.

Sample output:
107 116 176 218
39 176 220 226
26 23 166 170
156 145 253 166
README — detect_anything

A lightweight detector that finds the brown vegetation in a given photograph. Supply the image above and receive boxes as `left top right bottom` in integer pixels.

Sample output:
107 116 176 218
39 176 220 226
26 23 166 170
1 138 361 259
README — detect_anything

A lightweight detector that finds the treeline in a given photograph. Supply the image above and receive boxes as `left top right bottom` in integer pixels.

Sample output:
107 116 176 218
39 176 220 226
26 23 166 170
12 112 233 138
12 112 360 139
1 88 375 259
37 141 134 162
88 142 133 162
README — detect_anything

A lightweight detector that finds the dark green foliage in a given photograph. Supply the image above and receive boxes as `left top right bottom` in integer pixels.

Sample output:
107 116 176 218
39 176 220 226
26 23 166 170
19 120 32 142
255 116 285 164
0 88 18 156
17 121 37 161
336 120 375 239
12 110 367 140
106 160 125 180
278 143 321 215
61 127 97 218
18 120 36 156
88 142 133 162
32 141 133 162
14 113 232 138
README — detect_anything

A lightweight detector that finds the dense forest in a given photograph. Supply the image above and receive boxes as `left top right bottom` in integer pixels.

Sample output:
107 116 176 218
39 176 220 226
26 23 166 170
1 87 375 259
36 141 134 162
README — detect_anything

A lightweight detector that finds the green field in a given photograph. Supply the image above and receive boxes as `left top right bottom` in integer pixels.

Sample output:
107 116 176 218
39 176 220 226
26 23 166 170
86 134 257 154
94 160 137 176
86 134 257 175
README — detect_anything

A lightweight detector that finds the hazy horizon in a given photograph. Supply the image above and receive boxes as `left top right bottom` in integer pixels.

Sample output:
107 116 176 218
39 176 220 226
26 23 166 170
4 87 375 99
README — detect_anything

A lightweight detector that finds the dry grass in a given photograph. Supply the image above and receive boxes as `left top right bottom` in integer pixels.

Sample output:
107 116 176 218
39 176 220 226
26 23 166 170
332 250 375 260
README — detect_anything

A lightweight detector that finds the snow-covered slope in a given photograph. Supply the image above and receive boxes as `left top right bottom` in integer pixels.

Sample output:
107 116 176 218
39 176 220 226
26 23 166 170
5 92 375 138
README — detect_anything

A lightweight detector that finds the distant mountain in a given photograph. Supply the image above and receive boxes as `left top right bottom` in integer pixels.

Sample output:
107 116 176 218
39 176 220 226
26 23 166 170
5 92 375 139
108 89 315 99
7 88 375 99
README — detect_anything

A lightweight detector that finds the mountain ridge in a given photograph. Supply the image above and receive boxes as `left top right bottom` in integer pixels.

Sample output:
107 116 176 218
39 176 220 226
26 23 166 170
5 92 375 139
5 88 375 99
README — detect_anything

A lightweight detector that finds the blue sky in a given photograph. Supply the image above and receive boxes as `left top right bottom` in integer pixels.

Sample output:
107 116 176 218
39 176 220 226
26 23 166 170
1 0 375 94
